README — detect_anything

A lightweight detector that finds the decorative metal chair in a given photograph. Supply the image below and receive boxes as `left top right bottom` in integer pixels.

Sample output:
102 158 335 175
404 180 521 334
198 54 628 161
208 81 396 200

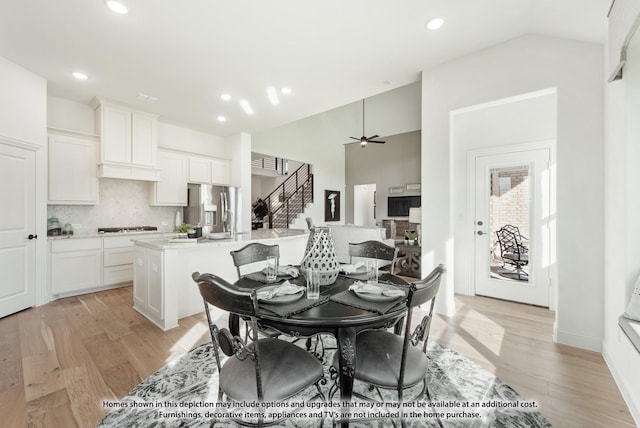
192 272 325 427
495 226 528 280
230 243 280 278
228 243 280 336
330 264 445 428
348 240 399 274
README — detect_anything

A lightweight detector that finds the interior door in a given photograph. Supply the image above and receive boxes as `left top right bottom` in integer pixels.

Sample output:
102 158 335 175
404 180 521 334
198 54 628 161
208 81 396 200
474 148 551 307
0 143 36 318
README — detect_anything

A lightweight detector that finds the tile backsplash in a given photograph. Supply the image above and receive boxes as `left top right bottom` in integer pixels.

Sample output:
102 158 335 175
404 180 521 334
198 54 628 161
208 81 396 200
47 178 180 234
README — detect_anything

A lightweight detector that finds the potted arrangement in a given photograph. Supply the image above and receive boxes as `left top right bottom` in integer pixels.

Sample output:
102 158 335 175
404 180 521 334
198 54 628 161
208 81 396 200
404 230 418 245
174 223 193 239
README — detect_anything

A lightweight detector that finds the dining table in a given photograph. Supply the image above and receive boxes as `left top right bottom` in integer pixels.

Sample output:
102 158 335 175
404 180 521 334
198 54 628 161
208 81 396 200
232 266 411 427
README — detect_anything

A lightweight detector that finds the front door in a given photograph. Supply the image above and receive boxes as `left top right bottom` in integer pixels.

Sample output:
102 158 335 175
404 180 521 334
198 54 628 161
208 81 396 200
473 147 551 307
0 143 36 318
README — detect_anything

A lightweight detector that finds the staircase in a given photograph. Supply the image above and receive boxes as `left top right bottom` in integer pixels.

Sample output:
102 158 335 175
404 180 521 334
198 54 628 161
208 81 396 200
263 163 313 229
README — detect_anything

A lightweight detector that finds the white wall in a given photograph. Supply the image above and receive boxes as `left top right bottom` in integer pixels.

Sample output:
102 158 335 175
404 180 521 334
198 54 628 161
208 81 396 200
0 56 48 305
450 91 557 299
603 35 640 424
252 81 421 228
421 34 605 351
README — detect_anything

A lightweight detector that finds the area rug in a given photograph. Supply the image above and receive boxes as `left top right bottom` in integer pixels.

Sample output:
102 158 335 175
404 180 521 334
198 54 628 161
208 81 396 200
97 337 552 428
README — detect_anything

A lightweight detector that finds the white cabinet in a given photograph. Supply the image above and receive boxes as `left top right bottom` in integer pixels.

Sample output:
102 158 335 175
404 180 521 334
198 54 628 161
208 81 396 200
50 238 102 295
91 97 160 181
188 155 231 185
150 150 188 206
103 235 134 286
47 131 99 205
133 246 164 325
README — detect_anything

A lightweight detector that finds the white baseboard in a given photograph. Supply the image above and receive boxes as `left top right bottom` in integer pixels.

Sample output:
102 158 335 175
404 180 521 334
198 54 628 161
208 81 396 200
602 342 640 427
554 327 602 352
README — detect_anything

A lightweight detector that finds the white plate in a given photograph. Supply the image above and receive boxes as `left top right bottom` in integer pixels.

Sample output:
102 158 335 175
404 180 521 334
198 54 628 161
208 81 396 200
257 285 304 304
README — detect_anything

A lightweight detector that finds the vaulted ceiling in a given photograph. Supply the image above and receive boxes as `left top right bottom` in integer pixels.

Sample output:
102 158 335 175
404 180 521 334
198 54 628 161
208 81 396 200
0 0 609 137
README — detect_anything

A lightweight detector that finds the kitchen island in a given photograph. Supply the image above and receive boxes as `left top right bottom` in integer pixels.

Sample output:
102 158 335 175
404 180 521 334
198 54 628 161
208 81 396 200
131 228 309 330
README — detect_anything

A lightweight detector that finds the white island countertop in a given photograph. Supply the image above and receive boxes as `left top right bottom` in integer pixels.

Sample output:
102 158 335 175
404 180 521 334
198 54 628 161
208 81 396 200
131 228 308 250
131 228 310 330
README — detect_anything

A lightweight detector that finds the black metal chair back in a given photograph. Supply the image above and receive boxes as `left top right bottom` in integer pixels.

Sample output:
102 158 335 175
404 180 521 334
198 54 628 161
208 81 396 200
192 272 255 316
397 264 444 395
230 243 280 279
348 240 399 272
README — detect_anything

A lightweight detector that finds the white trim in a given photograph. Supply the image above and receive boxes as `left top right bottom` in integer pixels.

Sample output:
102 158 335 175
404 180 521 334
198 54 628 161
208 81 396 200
47 127 99 140
0 134 42 151
451 88 558 116
603 340 640 427
555 327 602 352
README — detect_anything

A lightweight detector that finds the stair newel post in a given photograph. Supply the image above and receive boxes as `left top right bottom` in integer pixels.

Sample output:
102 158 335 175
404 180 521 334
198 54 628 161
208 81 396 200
268 197 273 229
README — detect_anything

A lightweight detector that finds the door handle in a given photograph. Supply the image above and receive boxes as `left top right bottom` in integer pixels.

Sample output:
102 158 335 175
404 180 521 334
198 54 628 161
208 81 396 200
476 231 487 236
28 234 38 240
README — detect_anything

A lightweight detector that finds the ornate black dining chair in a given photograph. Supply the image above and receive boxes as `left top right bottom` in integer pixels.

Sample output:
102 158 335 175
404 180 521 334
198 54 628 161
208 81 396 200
348 240 399 274
230 242 280 278
228 243 280 336
192 272 325 427
331 264 444 427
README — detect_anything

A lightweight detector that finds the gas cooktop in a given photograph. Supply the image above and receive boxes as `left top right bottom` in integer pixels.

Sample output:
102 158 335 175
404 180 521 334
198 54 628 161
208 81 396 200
98 226 158 234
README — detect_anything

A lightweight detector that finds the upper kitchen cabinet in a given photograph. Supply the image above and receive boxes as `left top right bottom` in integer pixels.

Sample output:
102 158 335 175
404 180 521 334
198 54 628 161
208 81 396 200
48 130 99 205
150 150 188 206
90 97 160 181
188 155 230 185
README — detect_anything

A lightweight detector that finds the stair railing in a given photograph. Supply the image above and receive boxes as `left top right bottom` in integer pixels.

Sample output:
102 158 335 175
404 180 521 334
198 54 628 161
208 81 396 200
264 163 313 228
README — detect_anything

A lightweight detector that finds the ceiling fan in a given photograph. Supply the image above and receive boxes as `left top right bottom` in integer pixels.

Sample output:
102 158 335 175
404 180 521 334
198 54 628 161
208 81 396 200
349 99 385 147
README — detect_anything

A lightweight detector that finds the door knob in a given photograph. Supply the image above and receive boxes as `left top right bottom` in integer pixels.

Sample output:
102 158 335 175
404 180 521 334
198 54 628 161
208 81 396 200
476 231 485 236
28 234 38 240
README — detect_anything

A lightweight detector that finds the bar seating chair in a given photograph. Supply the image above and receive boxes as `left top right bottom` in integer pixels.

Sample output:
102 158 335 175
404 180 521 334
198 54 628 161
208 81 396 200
495 226 528 280
330 264 445 428
348 240 399 274
192 272 325 427
229 243 280 336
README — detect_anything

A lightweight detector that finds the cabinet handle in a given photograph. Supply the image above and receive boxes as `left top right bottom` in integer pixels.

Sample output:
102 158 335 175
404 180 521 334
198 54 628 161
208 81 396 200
28 234 38 240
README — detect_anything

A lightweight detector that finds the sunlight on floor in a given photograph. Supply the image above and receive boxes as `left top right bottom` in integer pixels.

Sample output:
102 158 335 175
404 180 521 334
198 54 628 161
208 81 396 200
433 299 506 371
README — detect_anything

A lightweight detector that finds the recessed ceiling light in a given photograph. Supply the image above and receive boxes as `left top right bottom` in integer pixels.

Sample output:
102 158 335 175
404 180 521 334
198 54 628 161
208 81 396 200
267 87 280 106
426 17 444 30
72 71 88 80
105 0 128 14
220 93 231 101
217 115 227 122
239 99 254 115
281 87 292 95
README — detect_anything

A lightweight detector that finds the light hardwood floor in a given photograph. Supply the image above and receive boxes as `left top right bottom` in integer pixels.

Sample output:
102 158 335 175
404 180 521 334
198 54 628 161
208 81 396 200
0 285 635 427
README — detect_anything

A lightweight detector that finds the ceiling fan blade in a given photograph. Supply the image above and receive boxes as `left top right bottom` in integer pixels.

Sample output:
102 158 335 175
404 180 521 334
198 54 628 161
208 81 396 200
369 140 386 144
349 136 360 140
367 134 380 140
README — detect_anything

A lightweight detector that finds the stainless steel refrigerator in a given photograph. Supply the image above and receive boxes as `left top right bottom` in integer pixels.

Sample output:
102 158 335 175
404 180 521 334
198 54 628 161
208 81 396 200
184 184 242 236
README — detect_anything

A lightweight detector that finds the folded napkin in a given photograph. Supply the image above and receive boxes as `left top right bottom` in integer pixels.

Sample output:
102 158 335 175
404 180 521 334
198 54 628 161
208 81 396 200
261 265 299 278
348 281 406 297
340 262 365 274
256 281 304 300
